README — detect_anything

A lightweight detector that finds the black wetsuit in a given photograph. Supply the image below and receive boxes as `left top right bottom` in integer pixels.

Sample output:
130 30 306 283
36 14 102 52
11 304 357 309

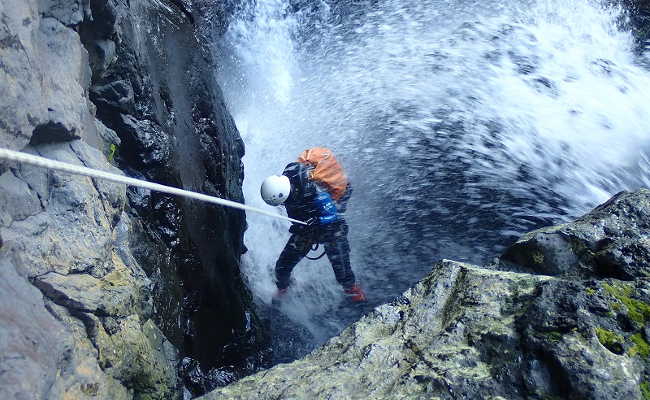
275 162 355 290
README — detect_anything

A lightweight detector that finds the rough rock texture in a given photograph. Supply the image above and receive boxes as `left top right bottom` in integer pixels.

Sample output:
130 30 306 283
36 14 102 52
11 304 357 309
0 0 96 151
202 191 650 400
1 0 264 398
78 0 267 393
500 189 650 280
1 142 176 399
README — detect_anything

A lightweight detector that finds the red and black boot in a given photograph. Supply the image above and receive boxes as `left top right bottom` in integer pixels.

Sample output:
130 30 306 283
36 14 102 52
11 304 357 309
344 284 367 302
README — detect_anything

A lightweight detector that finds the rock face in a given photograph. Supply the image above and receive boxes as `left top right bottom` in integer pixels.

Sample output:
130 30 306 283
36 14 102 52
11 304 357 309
202 191 650 400
0 0 265 399
79 0 267 391
500 189 650 280
0 0 94 152
1 142 177 399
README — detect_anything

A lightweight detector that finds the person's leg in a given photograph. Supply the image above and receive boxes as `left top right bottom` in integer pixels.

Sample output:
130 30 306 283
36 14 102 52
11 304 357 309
275 233 313 290
323 221 356 289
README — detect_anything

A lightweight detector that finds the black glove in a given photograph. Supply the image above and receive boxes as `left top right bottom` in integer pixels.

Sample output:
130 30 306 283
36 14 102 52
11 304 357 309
289 220 313 234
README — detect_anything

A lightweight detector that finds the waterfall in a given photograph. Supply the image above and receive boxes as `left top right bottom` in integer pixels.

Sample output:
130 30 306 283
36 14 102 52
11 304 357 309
215 0 650 361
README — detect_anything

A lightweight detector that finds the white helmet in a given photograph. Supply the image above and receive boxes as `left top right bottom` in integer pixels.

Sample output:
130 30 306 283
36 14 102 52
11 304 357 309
261 175 291 206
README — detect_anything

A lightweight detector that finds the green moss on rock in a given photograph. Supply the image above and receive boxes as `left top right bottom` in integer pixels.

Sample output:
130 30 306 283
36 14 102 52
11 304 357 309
629 333 650 359
595 327 624 354
545 331 563 343
641 381 650 400
602 282 650 326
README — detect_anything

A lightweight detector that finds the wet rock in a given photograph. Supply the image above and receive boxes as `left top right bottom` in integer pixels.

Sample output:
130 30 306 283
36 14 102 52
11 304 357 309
86 38 116 78
202 260 649 400
116 114 171 171
500 189 650 280
90 80 135 113
80 0 267 393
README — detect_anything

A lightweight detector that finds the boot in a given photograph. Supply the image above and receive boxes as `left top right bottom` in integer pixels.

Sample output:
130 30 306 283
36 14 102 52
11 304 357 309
344 284 366 302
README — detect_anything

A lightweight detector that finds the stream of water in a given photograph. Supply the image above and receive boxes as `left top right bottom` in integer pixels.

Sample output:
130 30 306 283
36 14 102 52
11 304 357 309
214 0 650 363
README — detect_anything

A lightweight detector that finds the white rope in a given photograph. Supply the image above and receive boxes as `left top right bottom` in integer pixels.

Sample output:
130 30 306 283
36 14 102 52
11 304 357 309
0 148 306 225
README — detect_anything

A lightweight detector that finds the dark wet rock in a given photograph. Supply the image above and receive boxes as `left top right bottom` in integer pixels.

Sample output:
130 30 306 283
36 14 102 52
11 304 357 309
179 357 239 395
500 189 650 280
116 114 171 172
80 0 267 396
202 259 650 400
86 39 116 78
90 80 135 113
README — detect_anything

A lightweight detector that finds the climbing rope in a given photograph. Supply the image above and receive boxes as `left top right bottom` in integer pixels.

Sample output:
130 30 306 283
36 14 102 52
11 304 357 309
0 148 307 225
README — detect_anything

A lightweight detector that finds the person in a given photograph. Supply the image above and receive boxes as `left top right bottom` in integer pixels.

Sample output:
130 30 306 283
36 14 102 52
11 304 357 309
260 147 366 302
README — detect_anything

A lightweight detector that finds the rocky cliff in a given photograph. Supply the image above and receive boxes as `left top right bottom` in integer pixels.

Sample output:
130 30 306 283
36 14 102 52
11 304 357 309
202 190 650 400
0 0 265 398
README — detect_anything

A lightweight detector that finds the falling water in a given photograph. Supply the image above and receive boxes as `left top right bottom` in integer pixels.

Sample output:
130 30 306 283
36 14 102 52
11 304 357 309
214 0 650 362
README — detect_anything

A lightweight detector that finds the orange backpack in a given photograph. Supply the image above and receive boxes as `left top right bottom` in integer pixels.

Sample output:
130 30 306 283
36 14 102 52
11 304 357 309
297 147 349 201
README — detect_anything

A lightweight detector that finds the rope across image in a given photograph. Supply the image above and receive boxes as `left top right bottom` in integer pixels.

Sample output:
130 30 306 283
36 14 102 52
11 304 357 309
0 148 306 225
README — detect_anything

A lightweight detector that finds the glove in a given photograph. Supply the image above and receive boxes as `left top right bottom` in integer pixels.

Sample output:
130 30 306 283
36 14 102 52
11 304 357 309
289 218 317 234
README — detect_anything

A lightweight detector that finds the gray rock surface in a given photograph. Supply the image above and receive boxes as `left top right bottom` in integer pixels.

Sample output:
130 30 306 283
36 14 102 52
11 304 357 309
0 0 95 151
500 189 650 280
1 142 178 399
1 0 258 398
202 191 650 400
205 266 650 399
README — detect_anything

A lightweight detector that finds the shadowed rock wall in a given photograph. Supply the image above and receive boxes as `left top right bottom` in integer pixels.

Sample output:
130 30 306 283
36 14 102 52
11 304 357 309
0 0 266 398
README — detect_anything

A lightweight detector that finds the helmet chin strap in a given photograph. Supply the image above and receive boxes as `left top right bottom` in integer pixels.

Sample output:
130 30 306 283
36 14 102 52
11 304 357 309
0 148 307 225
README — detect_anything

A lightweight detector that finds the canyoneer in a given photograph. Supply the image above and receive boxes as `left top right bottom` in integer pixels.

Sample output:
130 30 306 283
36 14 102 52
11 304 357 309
261 147 367 302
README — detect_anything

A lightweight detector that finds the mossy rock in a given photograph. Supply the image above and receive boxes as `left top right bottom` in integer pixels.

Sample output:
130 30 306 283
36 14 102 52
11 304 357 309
641 381 650 400
595 327 624 354
629 333 650 359
603 282 650 326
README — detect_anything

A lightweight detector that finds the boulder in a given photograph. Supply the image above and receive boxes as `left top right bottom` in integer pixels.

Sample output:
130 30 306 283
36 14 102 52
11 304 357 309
500 189 650 280
201 260 650 400
202 190 650 400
